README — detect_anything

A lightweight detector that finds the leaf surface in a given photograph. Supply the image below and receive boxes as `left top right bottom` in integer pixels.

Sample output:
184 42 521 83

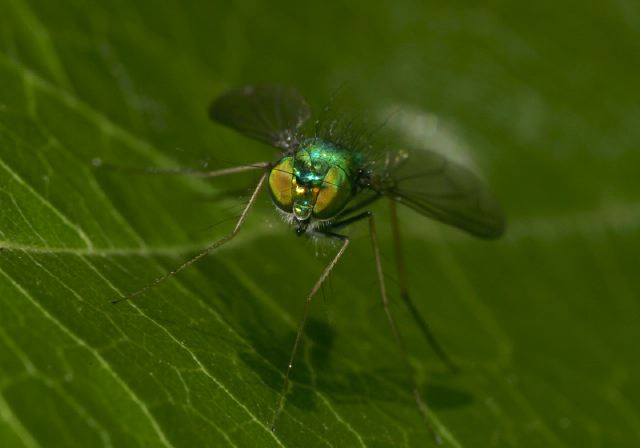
0 1 639 447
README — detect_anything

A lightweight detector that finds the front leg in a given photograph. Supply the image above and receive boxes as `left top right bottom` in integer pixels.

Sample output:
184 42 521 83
271 232 350 431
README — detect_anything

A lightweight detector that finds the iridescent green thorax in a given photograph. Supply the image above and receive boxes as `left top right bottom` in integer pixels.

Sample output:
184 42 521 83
293 138 353 182
268 138 359 223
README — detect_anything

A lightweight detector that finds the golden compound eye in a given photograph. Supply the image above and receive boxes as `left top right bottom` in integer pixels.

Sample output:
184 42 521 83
313 166 352 219
268 157 294 212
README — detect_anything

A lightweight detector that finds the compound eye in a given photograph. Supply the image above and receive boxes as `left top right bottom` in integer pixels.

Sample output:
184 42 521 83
313 166 352 219
268 157 294 212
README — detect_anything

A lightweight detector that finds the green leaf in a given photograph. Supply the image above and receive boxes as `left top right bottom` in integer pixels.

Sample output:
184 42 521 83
1 1 639 447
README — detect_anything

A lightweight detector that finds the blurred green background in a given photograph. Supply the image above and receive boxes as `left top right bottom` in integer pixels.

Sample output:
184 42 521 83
1 0 639 447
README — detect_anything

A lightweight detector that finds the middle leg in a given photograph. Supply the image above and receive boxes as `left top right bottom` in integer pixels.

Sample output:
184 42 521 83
322 210 443 443
367 212 442 444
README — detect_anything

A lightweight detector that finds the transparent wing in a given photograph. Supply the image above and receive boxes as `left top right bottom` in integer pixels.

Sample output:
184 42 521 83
209 85 311 151
378 148 505 239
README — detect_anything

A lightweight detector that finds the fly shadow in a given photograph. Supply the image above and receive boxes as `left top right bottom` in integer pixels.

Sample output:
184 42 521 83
189 254 475 415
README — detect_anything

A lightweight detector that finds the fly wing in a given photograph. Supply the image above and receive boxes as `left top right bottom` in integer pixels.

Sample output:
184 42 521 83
379 148 505 239
209 85 311 151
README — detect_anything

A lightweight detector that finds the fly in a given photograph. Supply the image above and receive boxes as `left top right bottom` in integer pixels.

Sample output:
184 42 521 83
109 85 505 443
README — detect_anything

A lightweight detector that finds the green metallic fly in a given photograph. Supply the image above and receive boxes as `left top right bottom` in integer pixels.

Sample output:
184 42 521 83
112 85 505 440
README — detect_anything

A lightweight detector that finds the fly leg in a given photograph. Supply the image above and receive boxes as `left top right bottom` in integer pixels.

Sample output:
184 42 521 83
389 199 458 373
271 232 350 431
93 159 270 178
313 210 443 443
113 171 268 303
368 211 443 445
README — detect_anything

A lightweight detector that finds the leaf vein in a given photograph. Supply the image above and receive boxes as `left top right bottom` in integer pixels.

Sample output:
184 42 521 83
0 265 175 448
